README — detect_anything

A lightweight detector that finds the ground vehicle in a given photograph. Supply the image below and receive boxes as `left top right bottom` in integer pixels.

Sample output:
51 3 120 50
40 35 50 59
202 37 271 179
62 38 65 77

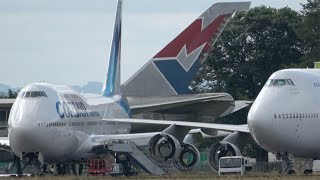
313 160 320 174
218 156 251 175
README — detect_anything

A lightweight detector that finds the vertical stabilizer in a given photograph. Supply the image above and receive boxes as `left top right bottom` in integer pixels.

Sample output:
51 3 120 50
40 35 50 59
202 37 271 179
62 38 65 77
102 0 122 97
122 2 251 97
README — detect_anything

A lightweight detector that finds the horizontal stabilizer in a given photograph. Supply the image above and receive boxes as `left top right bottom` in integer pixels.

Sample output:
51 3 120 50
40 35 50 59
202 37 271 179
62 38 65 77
127 93 234 118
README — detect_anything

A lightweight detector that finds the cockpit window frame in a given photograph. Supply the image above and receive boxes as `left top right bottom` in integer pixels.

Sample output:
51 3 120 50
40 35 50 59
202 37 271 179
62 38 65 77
19 91 48 98
265 79 295 87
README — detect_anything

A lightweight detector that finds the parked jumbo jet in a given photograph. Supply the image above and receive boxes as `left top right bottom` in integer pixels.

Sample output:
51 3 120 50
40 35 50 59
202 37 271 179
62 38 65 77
0 0 253 175
248 69 320 174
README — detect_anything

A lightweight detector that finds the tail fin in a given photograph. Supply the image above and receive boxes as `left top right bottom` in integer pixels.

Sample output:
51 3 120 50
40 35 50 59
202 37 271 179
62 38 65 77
102 0 122 97
122 2 251 97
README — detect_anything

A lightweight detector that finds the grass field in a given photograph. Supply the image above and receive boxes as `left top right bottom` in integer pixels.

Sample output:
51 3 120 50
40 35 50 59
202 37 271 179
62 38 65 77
3 172 320 180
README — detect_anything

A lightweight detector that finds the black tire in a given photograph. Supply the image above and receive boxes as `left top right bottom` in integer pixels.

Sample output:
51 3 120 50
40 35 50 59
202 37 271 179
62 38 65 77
304 169 312 175
287 170 296 175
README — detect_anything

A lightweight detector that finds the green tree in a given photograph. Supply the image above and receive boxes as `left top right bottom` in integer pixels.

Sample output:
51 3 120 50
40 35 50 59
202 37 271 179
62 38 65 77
192 7 305 161
7 89 18 98
192 7 304 99
296 0 320 67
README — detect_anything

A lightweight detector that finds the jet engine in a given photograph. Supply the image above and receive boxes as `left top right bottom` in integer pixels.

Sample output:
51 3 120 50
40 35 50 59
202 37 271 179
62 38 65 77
208 142 241 171
173 143 200 172
148 134 181 163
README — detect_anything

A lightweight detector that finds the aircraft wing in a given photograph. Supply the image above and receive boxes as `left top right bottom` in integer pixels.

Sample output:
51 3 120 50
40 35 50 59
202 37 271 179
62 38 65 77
0 137 11 154
92 132 160 147
105 118 249 133
0 137 9 146
127 93 252 118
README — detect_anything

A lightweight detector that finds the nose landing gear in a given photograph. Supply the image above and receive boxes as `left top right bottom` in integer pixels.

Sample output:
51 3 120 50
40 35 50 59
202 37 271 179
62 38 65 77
278 153 295 175
9 152 45 176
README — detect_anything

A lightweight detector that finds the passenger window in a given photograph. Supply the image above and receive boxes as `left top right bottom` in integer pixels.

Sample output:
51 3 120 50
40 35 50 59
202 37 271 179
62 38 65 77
274 114 277 119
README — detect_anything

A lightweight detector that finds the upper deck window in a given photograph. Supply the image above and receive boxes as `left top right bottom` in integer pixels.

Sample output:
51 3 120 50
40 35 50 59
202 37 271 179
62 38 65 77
19 91 48 98
266 79 295 87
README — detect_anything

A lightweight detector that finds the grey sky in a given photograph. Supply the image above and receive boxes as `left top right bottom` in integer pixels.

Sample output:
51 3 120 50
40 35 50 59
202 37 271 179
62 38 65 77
0 0 306 87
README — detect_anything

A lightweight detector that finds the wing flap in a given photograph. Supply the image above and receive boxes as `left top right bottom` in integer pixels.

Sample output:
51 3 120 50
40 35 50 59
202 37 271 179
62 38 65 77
92 132 159 147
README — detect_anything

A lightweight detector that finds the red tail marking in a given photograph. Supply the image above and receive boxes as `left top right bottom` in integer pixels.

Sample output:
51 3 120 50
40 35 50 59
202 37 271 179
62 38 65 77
154 14 230 58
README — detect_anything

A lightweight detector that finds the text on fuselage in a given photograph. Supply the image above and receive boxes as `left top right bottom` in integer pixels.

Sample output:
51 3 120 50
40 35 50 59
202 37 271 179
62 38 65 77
56 101 100 119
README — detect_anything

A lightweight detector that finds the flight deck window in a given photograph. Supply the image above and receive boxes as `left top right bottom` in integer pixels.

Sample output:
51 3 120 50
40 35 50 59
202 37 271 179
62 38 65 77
20 91 47 98
266 79 295 86
25 92 31 98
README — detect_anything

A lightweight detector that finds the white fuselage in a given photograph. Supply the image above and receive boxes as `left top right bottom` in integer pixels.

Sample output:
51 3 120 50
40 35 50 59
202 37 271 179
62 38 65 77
248 69 320 158
8 83 130 162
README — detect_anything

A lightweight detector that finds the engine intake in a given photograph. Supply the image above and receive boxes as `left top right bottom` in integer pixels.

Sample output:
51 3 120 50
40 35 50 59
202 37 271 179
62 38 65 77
173 144 200 172
148 134 181 163
208 142 241 171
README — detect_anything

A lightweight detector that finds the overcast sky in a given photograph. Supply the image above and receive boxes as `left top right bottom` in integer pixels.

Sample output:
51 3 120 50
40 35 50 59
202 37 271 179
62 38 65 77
0 0 306 87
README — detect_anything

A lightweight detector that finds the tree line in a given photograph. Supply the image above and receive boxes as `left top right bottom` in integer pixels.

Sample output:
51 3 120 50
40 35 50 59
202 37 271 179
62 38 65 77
0 89 18 99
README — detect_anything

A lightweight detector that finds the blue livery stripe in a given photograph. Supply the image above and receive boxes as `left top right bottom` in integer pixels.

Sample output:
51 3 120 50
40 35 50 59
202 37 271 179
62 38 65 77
103 0 122 97
154 59 201 94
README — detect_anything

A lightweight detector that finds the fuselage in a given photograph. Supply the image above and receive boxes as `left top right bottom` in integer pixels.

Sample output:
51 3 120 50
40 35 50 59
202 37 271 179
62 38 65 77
248 69 320 158
8 82 130 162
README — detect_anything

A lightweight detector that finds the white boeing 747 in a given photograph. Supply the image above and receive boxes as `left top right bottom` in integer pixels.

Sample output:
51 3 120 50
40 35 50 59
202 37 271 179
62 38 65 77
248 69 320 174
1 0 253 175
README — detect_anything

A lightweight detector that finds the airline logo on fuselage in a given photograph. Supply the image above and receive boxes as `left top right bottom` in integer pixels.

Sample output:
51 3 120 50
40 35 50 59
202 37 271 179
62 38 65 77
56 101 100 119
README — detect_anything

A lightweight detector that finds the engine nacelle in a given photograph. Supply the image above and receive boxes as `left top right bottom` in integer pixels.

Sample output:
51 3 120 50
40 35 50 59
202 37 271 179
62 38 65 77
148 134 181 163
208 141 241 171
173 144 200 172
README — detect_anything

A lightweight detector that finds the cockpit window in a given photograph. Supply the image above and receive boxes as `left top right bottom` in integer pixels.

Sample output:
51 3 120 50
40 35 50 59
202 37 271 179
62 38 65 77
19 91 48 98
266 79 295 86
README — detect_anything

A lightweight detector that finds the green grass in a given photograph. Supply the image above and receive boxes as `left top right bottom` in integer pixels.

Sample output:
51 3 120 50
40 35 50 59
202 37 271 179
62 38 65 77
3 172 320 180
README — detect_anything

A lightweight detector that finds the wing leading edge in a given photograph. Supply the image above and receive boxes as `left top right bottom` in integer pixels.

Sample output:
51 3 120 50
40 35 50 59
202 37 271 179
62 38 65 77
104 118 249 133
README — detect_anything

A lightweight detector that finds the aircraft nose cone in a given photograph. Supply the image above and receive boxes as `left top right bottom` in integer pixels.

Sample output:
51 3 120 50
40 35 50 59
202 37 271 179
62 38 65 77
247 104 274 151
9 126 38 157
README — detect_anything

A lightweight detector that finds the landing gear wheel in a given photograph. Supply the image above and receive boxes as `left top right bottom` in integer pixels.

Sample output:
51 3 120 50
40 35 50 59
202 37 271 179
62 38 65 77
287 170 296 175
304 169 312 175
